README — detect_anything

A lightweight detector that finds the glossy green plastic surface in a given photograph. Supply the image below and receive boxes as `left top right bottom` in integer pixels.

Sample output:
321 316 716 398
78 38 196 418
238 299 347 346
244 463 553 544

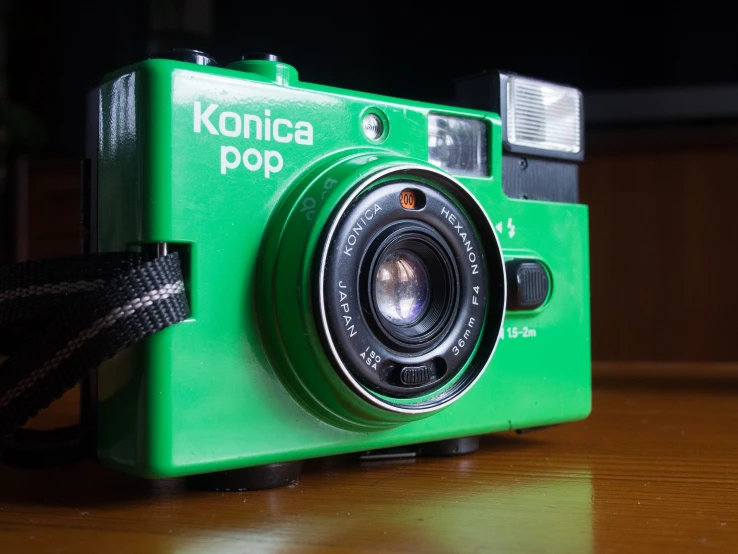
96 58 591 478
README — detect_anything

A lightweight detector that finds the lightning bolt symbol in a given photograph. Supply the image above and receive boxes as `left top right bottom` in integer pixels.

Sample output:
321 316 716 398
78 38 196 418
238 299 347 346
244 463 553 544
507 218 516 239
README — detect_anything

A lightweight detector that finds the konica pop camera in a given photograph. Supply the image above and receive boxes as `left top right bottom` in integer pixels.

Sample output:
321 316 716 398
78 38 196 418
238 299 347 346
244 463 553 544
83 49 590 490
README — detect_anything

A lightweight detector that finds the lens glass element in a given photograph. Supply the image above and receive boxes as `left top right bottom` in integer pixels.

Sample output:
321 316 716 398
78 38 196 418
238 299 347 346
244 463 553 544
374 251 430 326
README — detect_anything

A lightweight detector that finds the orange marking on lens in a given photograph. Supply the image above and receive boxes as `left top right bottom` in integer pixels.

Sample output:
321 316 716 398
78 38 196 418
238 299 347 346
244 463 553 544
400 190 417 210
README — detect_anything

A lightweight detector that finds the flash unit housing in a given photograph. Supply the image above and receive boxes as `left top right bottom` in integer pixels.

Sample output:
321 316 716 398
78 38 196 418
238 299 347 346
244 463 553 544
455 70 585 203
455 71 584 162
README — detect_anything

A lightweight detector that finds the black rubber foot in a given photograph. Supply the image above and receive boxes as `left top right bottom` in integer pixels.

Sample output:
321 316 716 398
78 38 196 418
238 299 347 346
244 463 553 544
186 461 303 491
418 436 480 457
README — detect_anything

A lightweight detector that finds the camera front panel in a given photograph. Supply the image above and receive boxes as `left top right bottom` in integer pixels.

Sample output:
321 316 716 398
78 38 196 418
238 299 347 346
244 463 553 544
94 58 590 478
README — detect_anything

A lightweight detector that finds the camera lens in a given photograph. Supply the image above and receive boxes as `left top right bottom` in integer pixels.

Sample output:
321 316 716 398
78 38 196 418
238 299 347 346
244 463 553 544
374 251 430 326
366 226 457 351
262 160 507 425
316 171 506 412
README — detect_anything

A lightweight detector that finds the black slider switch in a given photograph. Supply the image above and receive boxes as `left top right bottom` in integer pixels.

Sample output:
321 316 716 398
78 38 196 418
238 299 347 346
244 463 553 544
505 260 549 310
400 366 434 386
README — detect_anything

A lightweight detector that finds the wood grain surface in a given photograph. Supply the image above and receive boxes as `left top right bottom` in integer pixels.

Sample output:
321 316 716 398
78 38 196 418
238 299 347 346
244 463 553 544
1 362 737 553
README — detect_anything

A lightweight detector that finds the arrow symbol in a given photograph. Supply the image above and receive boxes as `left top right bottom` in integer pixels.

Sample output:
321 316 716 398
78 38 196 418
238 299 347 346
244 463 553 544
495 222 503 233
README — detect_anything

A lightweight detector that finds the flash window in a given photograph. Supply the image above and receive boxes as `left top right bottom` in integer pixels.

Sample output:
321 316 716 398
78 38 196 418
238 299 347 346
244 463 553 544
506 75 582 156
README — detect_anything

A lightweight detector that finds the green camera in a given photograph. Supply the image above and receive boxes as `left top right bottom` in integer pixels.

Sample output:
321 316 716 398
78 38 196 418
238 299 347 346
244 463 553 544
84 50 591 489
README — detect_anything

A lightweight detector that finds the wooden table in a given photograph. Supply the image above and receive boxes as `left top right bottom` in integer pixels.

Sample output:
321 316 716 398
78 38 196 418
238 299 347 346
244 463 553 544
1 362 736 553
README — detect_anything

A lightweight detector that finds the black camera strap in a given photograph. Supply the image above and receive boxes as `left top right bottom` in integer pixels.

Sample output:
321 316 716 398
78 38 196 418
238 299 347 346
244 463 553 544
0 252 190 440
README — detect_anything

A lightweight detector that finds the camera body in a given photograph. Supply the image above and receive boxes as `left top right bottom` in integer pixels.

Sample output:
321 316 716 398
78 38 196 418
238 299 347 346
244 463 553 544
85 51 591 481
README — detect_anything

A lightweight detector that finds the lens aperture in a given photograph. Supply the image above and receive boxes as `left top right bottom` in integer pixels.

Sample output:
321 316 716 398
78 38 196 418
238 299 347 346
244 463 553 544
366 226 457 352
374 251 430 326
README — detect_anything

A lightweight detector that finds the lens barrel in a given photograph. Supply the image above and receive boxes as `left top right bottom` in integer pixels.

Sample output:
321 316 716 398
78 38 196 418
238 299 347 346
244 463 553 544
258 155 505 426
319 176 503 403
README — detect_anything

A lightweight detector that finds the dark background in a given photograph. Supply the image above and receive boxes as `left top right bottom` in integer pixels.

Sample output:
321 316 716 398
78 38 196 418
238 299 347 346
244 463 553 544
9 3 738 157
3 1 738 361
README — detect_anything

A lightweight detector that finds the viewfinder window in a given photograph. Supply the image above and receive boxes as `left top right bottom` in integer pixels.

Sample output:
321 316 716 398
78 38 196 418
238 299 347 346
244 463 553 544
428 115 488 177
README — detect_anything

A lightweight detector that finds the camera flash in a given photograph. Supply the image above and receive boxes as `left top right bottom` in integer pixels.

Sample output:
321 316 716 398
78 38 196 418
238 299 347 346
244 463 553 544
506 75 582 156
